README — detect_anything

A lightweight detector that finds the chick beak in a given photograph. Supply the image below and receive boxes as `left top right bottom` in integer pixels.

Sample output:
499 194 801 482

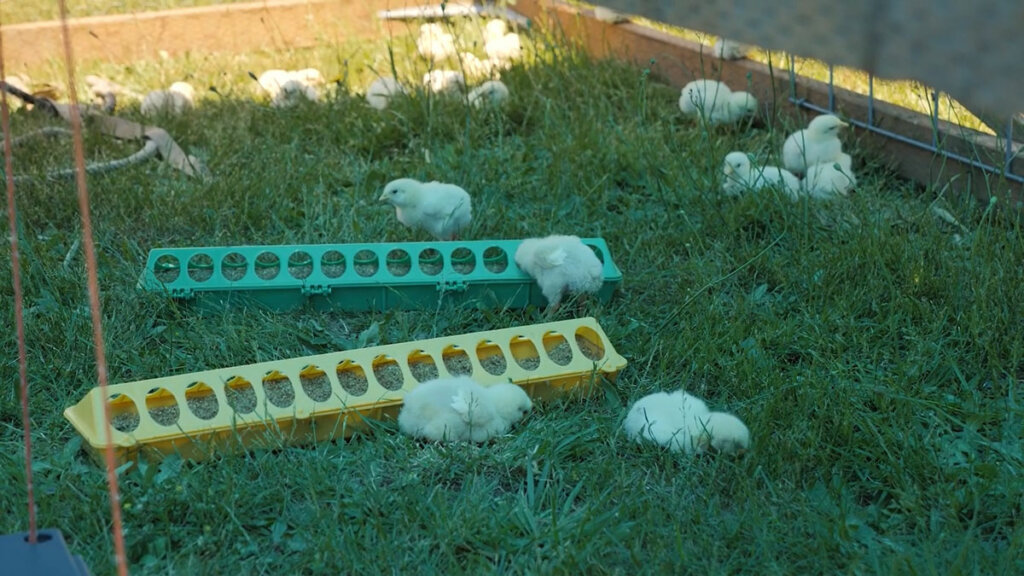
723 165 733 175
378 192 389 203
838 120 850 128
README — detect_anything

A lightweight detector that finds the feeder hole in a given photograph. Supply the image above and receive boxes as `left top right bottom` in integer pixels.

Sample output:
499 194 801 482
109 395 140 433
321 250 346 278
451 247 476 275
255 252 281 280
588 244 605 263
224 377 257 414
575 327 606 361
299 366 333 402
336 361 369 396
483 246 508 273
187 253 214 282
354 250 379 277
262 371 295 408
288 251 314 280
442 345 474 376
145 387 180 426
407 350 440 382
419 248 443 276
372 356 406 391
222 252 248 281
477 340 508 376
510 335 541 370
386 249 412 277
543 331 573 366
185 381 220 420
153 254 180 283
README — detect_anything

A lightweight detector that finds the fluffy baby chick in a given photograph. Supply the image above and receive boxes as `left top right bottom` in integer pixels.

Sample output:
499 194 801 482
459 52 499 81
398 377 531 443
801 153 857 199
423 70 466 94
722 151 800 200
782 114 848 174
379 178 473 241
256 68 322 106
514 235 604 310
140 81 195 117
417 23 456 62
484 19 522 64
366 76 407 110
623 390 750 455
272 79 318 108
468 80 510 108
678 79 757 124
712 38 751 60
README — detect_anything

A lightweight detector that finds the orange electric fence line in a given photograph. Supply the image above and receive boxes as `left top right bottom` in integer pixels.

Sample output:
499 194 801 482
0 13 37 547
55 0 131 573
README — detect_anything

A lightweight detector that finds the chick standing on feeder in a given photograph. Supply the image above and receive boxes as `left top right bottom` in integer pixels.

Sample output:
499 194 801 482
398 376 532 443
782 114 848 174
514 235 604 311
623 390 750 455
721 151 801 200
378 178 473 241
678 79 757 125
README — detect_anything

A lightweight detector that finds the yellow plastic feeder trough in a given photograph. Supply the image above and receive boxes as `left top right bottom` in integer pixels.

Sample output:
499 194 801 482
64 317 627 465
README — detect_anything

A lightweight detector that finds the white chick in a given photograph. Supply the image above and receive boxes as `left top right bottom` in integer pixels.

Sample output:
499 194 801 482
484 19 522 64
366 76 407 110
678 79 757 124
256 69 291 99
140 82 195 117
379 178 473 241
423 70 465 94
623 390 750 455
514 235 604 310
271 79 318 108
398 377 532 443
801 153 857 199
417 23 456 62
782 114 848 174
468 80 509 108
459 52 499 81
712 38 751 60
292 68 324 87
722 151 801 200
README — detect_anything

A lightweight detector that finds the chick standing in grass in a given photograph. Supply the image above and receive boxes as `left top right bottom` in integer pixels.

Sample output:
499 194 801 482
623 390 750 455
366 76 407 110
398 376 532 443
782 114 848 174
379 178 473 241
678 79 757 124
468 80 509 108
801 153 857 199
484 19 522 65
721 151 801 200
417 23 457 62
514 235 604 311
141 81 195 117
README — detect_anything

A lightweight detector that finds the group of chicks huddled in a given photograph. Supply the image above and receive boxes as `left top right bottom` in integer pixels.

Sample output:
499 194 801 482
365 19 519 111
678 78 857 201
379 172 748 454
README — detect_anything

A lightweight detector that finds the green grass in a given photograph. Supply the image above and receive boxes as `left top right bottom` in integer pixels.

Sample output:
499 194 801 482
1 0 252 24
2 16 1024 575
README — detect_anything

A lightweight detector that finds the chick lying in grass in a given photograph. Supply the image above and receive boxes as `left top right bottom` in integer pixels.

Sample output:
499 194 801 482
802 153 857 199
255 68 324 107
514 235 604 311
679 79 757 125
721 151 801 200
782 114 848 174
365 76 407 110
623 390 750 455
378 178 473 241
398 376 532 443
141 81 195 117
468 80 509 108
423 70 466 94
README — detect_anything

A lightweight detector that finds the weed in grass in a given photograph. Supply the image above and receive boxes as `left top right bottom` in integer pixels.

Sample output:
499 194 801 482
1 9 1023 576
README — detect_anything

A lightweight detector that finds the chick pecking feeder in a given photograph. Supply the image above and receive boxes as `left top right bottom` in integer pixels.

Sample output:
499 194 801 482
64 317 628 465
137 239 622 311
